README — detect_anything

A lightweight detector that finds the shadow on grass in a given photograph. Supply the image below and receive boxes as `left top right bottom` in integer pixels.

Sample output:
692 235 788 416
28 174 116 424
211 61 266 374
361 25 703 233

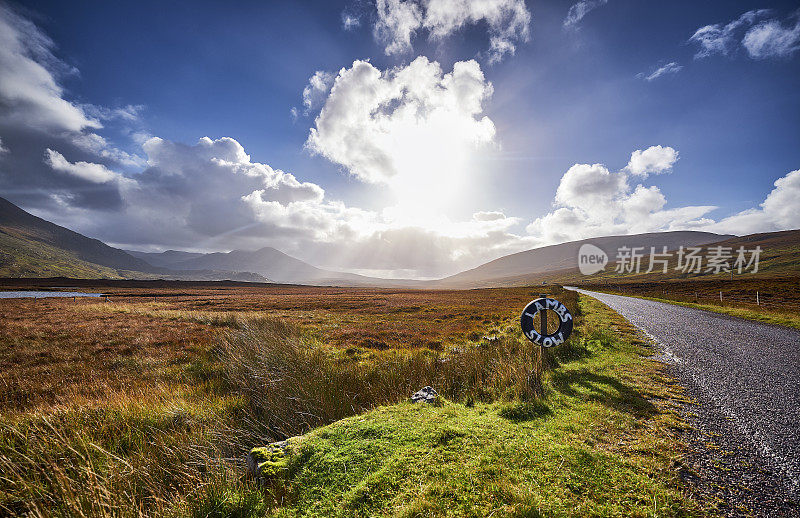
499 401 553 422
549 369 657 419
551 341 593 365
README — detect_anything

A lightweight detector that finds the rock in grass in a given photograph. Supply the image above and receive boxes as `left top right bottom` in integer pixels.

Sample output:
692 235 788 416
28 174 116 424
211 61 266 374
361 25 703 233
410 386 439 404
246 436 302 482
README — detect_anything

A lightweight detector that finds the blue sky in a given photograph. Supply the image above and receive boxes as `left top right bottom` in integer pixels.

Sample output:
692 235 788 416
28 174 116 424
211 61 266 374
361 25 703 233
1 0 799 277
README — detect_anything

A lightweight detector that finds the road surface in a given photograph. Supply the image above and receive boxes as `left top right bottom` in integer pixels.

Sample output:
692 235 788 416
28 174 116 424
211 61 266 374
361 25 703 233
567 288 800 502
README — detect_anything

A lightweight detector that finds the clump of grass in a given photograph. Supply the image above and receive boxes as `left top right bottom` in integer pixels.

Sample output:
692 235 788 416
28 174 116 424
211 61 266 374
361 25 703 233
498 401 552 422
0 401 227 517
216 316 547 441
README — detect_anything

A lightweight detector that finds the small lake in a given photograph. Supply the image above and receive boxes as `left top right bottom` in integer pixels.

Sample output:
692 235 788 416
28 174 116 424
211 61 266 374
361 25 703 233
0 291 104 299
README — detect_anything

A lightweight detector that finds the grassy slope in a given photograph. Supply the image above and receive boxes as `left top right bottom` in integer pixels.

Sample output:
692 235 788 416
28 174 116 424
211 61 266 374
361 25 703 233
575 230 800 284
0 231 122 279
201 297 702 517
477 230 800 288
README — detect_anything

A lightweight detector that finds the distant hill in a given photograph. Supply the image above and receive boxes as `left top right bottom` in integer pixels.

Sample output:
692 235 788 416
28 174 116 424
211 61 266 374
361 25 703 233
135 246 399 286
0 197 397 285
437 231 734 288
5 195 795 287
573 229 800 284
0 197 267 282
127 250 205 268
0 196 159 274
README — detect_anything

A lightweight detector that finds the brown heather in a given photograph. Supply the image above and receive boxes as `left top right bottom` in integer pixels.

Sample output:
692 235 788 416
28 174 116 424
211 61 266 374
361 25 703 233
0 284 575 516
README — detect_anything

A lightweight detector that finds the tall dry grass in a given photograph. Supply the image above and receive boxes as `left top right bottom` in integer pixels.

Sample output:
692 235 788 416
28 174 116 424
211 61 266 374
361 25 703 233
217 317 543 442
1 287 578 516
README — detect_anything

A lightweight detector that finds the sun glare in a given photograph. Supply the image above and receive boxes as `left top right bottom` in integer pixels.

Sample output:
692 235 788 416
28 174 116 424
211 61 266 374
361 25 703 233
383 109 488 225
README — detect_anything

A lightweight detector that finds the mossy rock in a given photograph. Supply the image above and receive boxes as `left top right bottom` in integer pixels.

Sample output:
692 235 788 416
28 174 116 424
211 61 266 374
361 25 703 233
246 435 303 482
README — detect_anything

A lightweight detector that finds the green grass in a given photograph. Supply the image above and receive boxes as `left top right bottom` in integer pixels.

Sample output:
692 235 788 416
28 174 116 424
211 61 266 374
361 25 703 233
187 296 703 517
0 231 122 278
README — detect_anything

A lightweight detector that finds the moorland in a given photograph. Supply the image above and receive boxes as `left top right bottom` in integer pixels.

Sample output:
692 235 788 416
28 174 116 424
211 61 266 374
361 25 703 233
0 281 716 516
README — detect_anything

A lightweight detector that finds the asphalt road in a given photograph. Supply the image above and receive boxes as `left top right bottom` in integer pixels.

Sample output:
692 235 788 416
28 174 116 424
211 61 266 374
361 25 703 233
567 288 800 501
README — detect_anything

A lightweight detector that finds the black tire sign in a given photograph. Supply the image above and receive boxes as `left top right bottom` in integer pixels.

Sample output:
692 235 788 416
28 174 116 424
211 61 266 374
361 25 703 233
520 297 573 347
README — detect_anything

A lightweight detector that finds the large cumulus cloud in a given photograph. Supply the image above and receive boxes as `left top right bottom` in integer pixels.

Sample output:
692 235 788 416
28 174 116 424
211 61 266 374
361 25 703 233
306 57 496 218
307 57 495 185
37 135 530 277
526 147 799 246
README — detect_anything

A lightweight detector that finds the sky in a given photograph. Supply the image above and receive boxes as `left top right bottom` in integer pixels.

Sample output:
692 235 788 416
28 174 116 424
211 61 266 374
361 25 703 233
0 0 798 279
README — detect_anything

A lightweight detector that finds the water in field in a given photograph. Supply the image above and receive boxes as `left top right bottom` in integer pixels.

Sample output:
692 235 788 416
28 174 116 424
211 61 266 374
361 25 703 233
0 291 103 299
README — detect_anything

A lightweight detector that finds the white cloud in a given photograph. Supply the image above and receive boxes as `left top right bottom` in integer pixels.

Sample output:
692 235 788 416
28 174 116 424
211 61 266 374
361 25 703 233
638 62 682 81
707 169 800 234
121 139 794 276
371 0 530 63
0 4 99 133
342 12 361 31
686 9 800 60
81 103 144 123
140 136 325 206
0 2 146 191
302 70 335 114
0 136 7 154
625 145 678 176
374 0 423 55
689 10 769 58
555 163 627 213
44 148 127 184
563 0 608 29
527 146 800 246
306 57 495 214
743 16 800 59
473 210 507 221
70 132 146 168
43 135 532 278
83 136 364 249
526 147 715 244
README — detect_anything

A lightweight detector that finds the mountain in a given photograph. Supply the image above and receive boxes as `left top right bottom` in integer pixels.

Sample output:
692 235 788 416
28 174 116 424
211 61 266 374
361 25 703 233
169 247 327 283
126 250 205 268
0 196 159 277
139 246 394 285
0 197 393 285
0 197 267 282
438 231 734 288
7 194 793 288
0 229 124 279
